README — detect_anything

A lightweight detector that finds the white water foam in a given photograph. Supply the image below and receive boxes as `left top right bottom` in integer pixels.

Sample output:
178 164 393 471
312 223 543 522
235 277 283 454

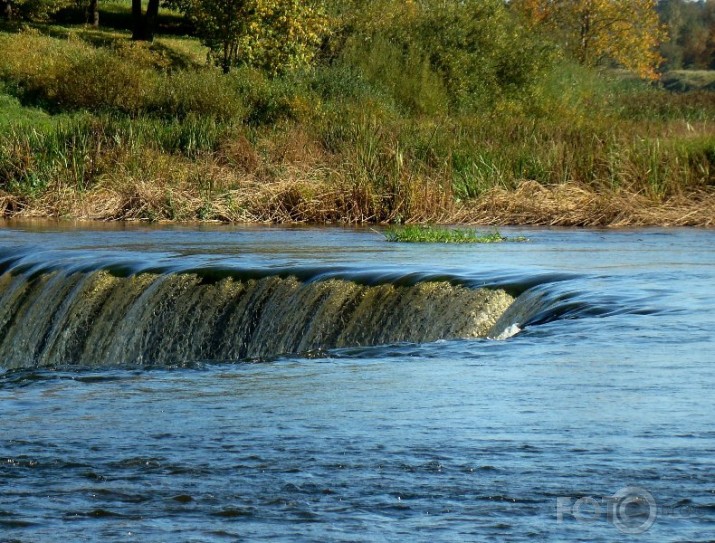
492 323 522 340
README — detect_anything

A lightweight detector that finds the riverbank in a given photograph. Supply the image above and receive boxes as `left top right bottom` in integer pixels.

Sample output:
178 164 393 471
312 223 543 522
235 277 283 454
1 23 714 227
2 177 714 227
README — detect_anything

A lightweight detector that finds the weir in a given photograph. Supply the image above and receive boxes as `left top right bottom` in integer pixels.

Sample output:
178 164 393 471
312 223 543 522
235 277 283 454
0 268 516 368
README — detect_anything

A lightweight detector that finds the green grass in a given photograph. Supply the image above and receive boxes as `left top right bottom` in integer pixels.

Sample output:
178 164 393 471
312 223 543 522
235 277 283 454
383 225 527 243
0 91 53 128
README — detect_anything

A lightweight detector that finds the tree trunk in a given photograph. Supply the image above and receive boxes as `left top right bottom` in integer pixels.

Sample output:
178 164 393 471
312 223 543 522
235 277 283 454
144 0 160 41
222 42 231 74
2 0 13 21
132 0 160 41
87 0 99 27
132 0 145 40
579 10 592 65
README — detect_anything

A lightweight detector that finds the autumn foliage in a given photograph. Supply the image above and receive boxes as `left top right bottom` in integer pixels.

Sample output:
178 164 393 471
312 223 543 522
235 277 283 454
512 0 667 79
175 0 329 74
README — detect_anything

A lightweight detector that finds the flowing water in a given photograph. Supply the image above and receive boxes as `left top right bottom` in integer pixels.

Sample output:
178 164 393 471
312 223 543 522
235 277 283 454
0 223 713 542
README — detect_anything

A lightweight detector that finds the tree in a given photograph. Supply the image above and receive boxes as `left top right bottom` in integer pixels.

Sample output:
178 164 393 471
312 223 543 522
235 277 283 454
86 0 99 27
1 0 72 21
177 0 329 74
669 0 715 69
2 0 13 20
658 0 712 69
512 0 667 79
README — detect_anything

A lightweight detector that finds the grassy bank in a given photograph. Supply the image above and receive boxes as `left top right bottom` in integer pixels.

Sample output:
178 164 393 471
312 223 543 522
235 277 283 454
1 22 714 226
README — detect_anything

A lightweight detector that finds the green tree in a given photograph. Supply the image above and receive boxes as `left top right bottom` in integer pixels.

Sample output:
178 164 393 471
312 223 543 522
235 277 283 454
659 0 687 69
177 0 329 74
658 0 715 70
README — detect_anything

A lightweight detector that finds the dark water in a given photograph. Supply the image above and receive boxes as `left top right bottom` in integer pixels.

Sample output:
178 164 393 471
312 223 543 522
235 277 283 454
1 223 714 542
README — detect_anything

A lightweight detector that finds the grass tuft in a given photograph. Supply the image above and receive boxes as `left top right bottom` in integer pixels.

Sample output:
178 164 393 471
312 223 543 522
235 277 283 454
383 225 527 243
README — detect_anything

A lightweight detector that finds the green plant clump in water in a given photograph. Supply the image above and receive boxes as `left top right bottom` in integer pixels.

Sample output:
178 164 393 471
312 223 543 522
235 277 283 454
384 225 527 243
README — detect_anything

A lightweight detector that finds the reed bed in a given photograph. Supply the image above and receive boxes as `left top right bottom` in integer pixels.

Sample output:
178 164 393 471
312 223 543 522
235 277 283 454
3 174 713 227
1 114 712 227
466 181 715 227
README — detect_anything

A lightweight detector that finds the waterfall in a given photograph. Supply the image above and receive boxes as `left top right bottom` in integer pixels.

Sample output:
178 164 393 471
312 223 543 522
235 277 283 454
0 268 515 368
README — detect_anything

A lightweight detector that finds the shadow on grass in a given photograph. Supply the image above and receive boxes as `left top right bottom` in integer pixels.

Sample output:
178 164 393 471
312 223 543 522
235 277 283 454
51 4 192 36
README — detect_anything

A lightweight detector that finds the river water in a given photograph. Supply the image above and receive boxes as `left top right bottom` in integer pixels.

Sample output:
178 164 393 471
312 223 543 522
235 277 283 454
0 223 713 542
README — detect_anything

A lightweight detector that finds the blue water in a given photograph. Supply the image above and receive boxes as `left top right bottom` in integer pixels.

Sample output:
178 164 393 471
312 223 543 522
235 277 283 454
1 223 714 542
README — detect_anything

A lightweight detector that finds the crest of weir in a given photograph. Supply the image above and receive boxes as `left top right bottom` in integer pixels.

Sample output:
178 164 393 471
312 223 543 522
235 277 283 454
0 270 516 368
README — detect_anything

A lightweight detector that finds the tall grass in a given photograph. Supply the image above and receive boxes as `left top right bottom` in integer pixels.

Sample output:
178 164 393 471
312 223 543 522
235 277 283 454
0 27 713 225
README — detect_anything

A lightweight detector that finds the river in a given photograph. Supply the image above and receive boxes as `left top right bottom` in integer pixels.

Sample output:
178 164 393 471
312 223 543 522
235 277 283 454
0 223 713 542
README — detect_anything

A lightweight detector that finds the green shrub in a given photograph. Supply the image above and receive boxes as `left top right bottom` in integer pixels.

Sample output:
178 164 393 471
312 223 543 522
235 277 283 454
54 49 159 114
340 36 448 115
0 30 155 113
9 0 74 21
0 30 246 119
226 67 302 125
0 29 79 103
156 68 245 120
307 64 382 104
337 0 554 112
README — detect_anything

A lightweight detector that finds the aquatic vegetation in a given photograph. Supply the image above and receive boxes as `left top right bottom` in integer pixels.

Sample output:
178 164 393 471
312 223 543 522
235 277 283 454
383 225 527 243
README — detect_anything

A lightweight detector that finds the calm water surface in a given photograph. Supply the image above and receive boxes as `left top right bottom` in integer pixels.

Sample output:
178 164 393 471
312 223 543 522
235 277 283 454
0 223 714 542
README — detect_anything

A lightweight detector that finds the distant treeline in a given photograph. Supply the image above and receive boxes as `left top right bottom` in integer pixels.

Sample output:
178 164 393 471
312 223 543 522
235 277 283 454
660 0 715 69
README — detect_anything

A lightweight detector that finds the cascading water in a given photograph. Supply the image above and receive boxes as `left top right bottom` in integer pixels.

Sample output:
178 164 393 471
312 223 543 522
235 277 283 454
0 232 639 370
0 266 515 368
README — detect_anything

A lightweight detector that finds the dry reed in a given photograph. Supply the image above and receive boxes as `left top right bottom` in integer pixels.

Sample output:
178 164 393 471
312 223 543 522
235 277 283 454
465 181 715 227
3 176 713 227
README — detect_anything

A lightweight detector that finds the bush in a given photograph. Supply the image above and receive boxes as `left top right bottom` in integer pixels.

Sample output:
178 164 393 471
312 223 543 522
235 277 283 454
0 30 246 119
0 30 156 113
340 36 448 115
8 0 73 21
0 29 78 103
54 49 159 114
226 67 303 125
307 64 382 104
334 0 554 112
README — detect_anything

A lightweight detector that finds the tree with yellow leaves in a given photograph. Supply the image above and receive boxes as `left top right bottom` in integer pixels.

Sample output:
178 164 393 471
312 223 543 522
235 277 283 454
175 0 329 74
511 0 667 79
